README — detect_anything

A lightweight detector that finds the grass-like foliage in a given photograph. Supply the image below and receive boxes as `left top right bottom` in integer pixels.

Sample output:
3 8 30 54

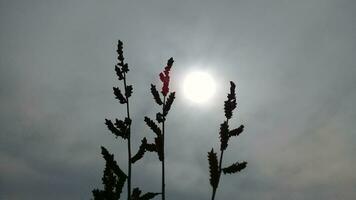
132 58 175 200
92 40 162 200
208 81 247 200
93 40 247 200
92 147 127 199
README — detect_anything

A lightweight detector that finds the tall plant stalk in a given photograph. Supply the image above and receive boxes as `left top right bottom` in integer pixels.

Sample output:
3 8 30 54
153 58 175 200
93 40 160 200
131 58 175 200
123 68 132 200
208 81 247 200
115 40 133 200
161 96 166 200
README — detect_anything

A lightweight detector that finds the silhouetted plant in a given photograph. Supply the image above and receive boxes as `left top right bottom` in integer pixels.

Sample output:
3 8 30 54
208 81 247 200
92 147 127 200
93 40 246 200
132 58 175 200
92 40 160 200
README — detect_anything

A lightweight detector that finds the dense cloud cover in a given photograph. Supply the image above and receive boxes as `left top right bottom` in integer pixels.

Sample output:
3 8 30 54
1 0 355 199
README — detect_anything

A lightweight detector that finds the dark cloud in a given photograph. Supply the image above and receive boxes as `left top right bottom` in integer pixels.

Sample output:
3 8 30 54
1 0 356 199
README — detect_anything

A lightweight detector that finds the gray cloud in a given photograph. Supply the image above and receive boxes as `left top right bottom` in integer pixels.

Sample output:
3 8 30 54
1 0 356 199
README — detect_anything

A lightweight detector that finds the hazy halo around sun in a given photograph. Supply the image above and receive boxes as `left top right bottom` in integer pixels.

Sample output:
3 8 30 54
183 71 216 104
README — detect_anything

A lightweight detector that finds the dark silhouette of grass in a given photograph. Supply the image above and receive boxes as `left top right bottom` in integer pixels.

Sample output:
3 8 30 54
132 58 175 200
92 40 247 200
92 40 161 200
208 81 247 200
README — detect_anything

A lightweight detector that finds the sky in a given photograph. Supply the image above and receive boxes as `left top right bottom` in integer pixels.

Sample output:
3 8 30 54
1 0 356 199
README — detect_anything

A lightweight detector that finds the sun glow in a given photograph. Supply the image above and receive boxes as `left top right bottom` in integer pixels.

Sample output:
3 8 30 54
183 71 216 104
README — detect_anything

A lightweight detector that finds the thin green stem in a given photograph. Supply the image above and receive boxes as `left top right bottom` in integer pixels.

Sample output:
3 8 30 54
162 96 166 200
211 119 229 200
211 188 217 200
123 73 131 200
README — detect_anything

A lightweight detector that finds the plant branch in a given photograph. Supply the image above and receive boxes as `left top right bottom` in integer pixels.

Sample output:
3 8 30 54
161 96 166 200
212 118 228 200
123 72 132 200
209 81 247 200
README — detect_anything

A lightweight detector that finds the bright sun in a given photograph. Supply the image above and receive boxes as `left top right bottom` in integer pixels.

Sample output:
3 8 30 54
183 71 216 104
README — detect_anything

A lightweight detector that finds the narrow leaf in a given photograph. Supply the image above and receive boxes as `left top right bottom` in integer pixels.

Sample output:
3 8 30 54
163 92 175 116
224 81 237 119
131 138 147 163
125 85 133 98
105 119 127 139
208 148 219 190
151 84 163 105
228 81 236 100
140 192 161 200
229 125 244 138
222 161 247 174
220 121 229 151
144 117 161 137
224 99 236 119
101 146 127 179
116 40 123 56
113 87 127 104
116 40 124 63
100 146 127 199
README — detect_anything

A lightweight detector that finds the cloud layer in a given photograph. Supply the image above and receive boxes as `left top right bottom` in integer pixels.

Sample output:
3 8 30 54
1 0 355 199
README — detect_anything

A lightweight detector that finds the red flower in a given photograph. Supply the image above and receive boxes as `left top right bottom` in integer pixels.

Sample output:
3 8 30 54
159 58 174 96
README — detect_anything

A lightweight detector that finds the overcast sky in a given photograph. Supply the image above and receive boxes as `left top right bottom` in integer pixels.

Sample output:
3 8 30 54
1 0 356 199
